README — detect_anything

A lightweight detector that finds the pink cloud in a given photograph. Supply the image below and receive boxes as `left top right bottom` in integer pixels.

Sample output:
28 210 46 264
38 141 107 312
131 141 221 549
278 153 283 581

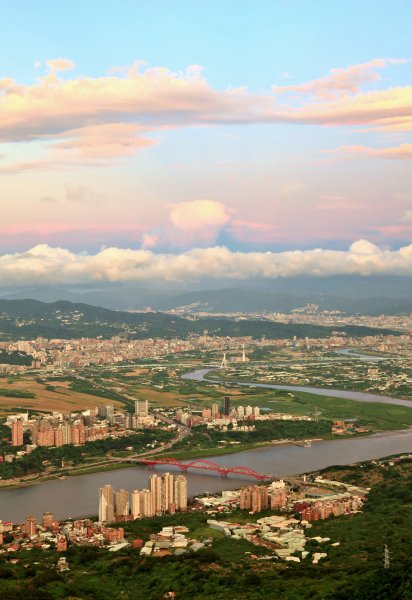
402 211 412 224
55 123 155 158
141 233 160 249
279 86 412 129
272 59 406 100
138 200 233 250
0 58 409 138
280 182 305 196
0 223 146 236
228 220 278 243
169 199 231 230
0 62 235 144
370 224 412 236
0 58 410 175
0 123 155 173
314 195 364 211
64 183 105 207
46 58 76 75
231 220 276 232
329 143 412 160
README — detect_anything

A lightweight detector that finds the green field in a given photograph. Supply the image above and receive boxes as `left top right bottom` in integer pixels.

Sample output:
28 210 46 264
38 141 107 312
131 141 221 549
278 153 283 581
83 360 412 435
67 462 135 476
157 441 272 461
197 370 412 431
264 391 412 430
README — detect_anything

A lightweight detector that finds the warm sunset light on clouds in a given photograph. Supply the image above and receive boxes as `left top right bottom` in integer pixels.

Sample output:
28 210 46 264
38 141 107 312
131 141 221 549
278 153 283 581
2 240 412 287
0 0 411 285
169 200 231 231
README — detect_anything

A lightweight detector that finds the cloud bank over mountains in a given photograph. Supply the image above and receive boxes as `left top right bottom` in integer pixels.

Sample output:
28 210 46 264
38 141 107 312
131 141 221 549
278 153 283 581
1 240 412 287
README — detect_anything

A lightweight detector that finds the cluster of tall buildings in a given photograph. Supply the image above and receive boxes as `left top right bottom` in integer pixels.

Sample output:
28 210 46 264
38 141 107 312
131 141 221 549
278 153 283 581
11 512 60 540
240 481 288 513
175 399 312 431
293 493 363 522
99 473 187 523
31 420 94 447
11 419 24 446
7 398 155 449
8 411 111 448
175 399 262 431
270 483 288 510
201 402 311 422
240 485 269 513
198 397 237 419
231 404 260 419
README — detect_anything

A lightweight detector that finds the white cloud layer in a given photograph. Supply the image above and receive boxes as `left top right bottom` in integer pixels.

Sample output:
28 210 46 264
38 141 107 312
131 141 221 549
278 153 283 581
1 240 412 286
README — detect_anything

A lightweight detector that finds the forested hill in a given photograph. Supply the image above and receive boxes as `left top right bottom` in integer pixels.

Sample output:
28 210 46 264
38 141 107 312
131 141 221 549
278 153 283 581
0 299 401 340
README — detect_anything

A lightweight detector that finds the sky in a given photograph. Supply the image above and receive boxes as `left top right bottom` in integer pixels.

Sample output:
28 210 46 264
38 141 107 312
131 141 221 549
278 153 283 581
1 0 412 286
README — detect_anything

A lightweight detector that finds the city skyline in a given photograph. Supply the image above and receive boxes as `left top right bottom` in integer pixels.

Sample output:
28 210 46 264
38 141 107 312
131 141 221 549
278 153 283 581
1 1 411 289
99 474 188 522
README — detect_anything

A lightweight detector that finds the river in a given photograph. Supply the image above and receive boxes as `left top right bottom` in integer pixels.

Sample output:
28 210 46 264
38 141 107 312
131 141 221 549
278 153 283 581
1 361 412 523
1 427 412 523
183 368 412 408
335 348 388 362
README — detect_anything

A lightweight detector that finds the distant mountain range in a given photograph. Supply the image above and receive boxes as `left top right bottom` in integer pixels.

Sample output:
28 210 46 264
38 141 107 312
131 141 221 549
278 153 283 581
150 288 412 316
0 299 401 340
1 276 411 315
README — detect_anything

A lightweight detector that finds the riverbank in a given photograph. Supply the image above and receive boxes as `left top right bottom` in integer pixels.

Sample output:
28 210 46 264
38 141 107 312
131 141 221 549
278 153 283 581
1 425 389 490
0 430 372 489
185 367 412 408
155 437 324 461
0 460 136 489
0 437 324 488
204 369 412 402
2 426 412 523
63 461 135 477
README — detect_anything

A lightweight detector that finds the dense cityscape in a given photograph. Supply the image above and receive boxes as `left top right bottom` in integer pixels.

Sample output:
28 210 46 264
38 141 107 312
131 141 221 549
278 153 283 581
1 317 411 599
1 466 372 563
2 1 412 597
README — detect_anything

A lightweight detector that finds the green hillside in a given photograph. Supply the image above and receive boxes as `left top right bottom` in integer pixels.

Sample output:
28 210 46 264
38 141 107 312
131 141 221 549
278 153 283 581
0 299 401 340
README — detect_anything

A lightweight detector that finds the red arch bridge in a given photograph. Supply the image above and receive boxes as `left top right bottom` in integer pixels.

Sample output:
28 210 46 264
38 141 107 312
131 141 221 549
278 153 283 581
134 458 271 481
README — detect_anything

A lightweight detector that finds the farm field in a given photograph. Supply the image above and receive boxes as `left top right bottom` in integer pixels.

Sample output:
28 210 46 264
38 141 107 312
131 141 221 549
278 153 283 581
93 386 242 411
128 387 188 407
0 376 124 414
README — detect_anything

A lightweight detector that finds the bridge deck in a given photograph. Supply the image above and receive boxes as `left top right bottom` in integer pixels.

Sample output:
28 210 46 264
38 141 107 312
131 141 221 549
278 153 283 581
132 457 271 481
